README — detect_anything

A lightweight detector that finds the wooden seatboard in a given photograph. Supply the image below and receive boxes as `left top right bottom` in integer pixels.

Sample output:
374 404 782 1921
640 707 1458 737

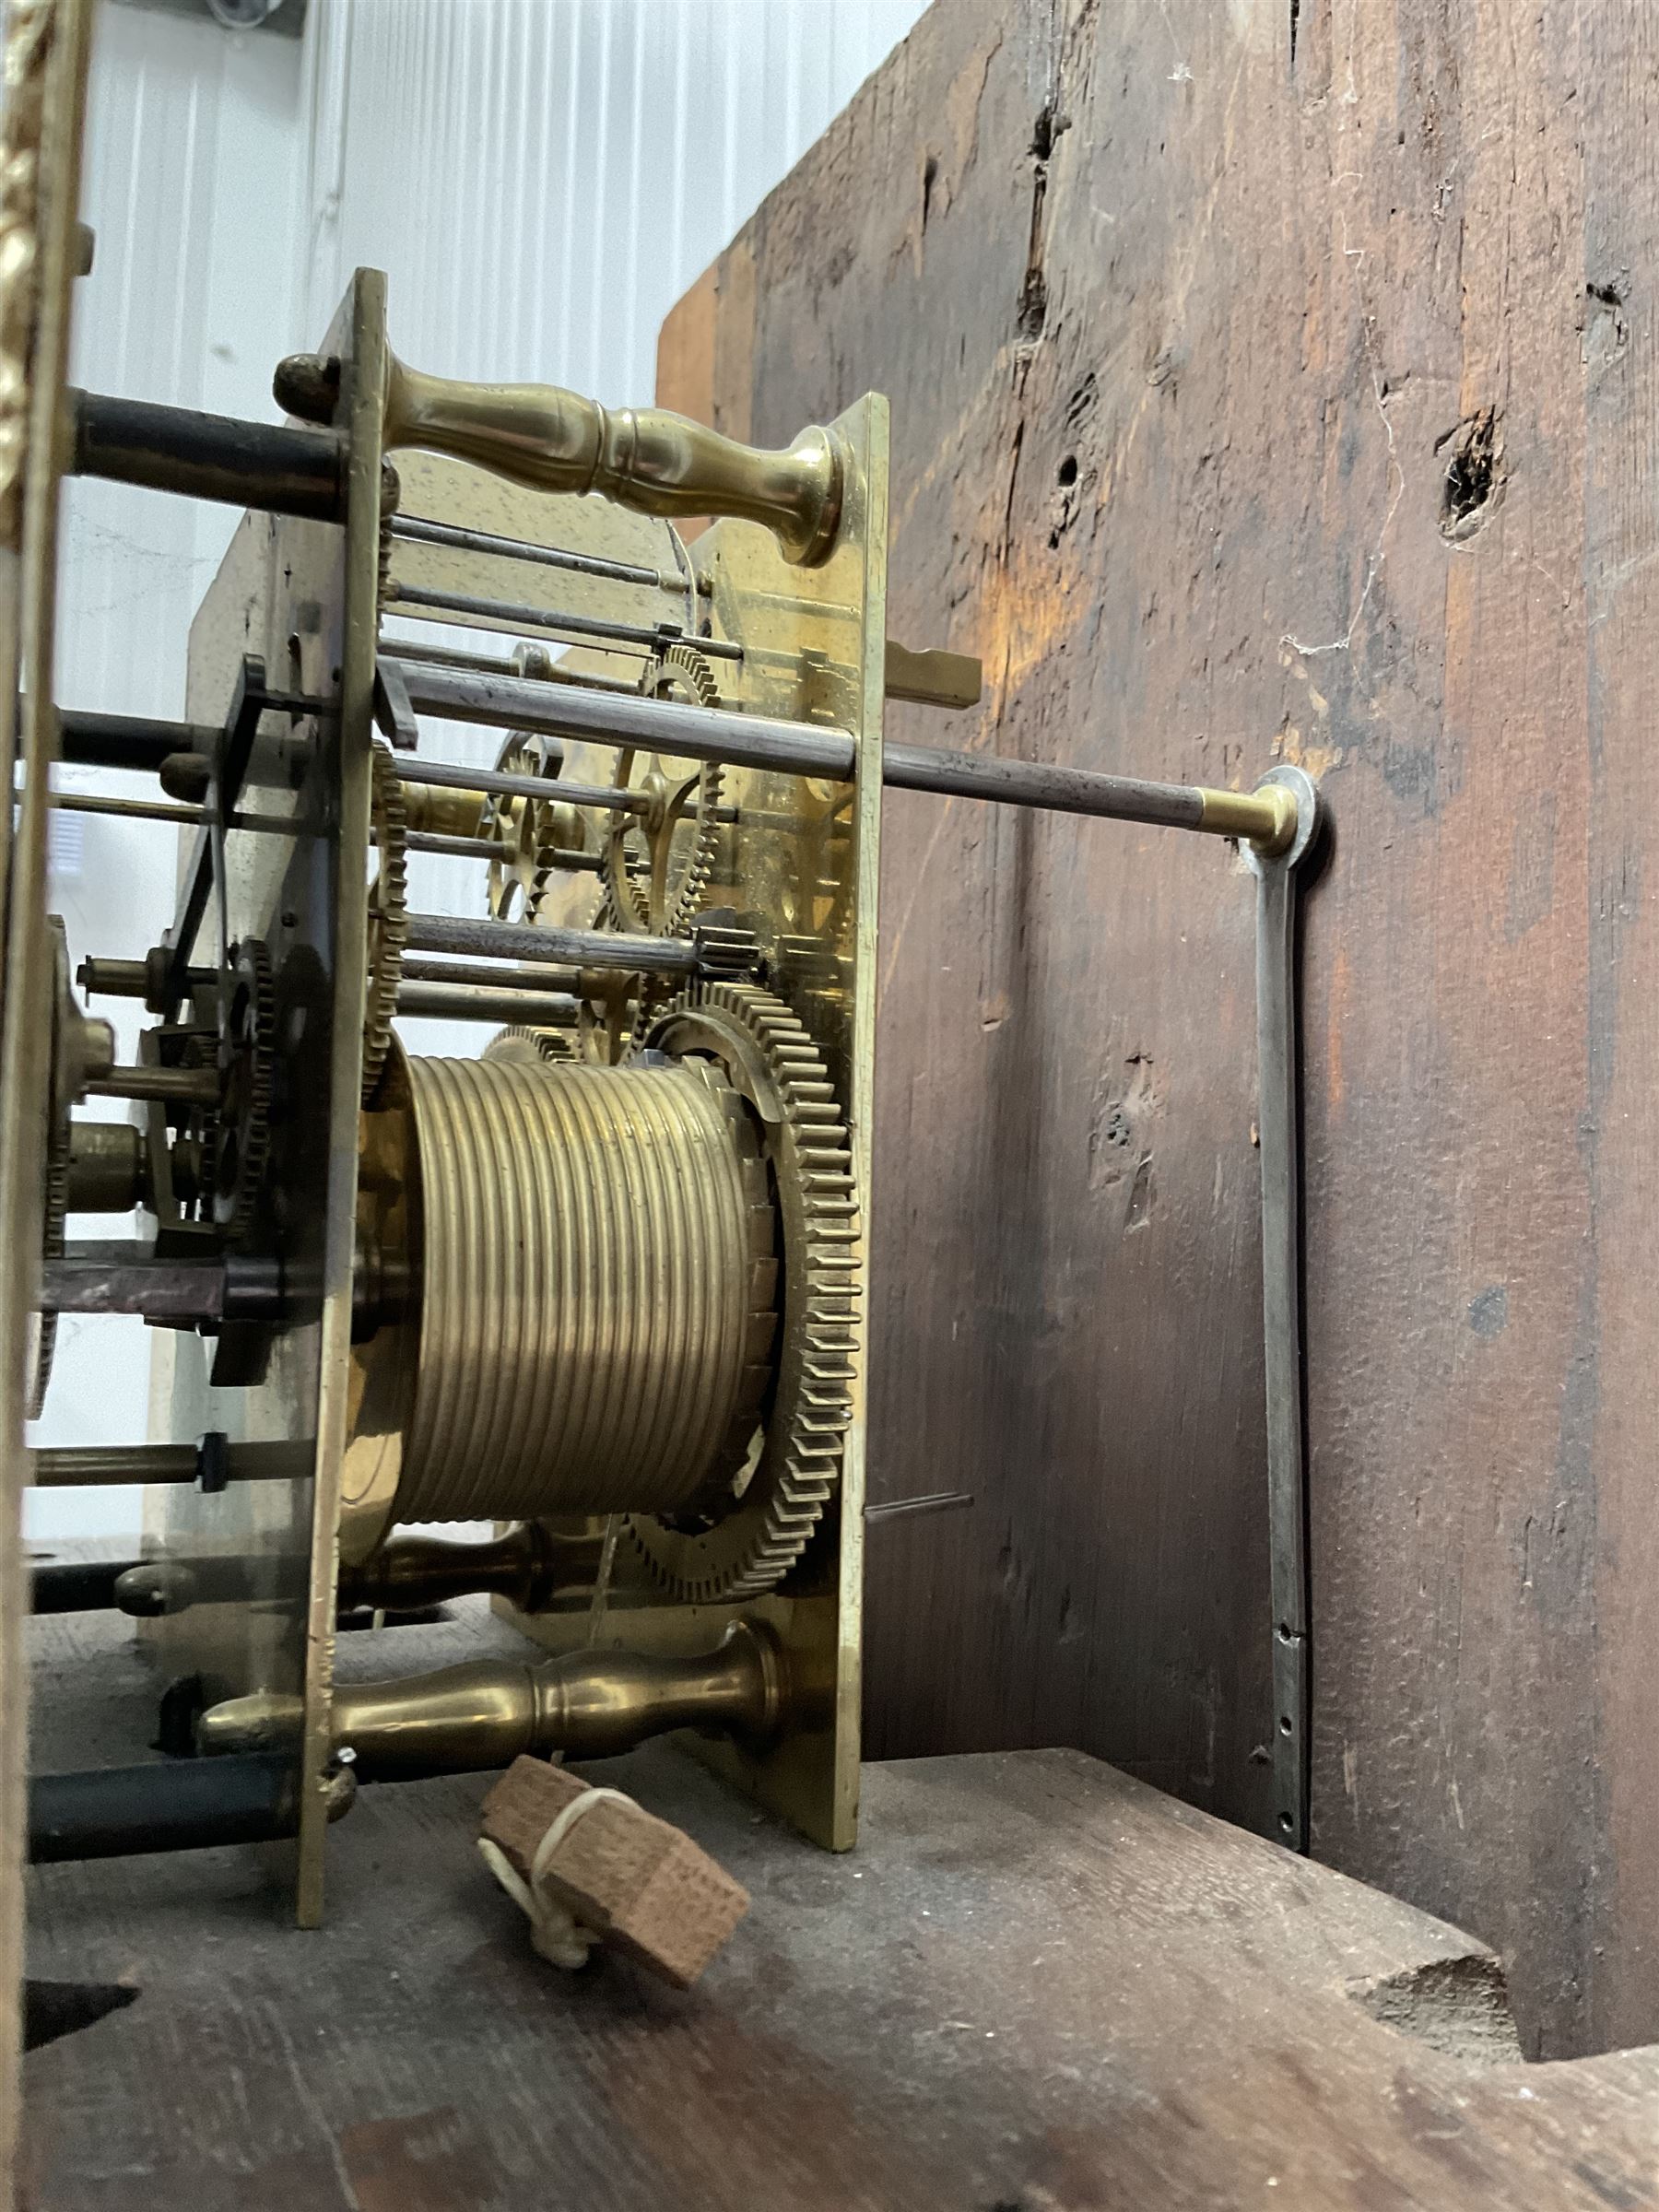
20 1606 1659 2210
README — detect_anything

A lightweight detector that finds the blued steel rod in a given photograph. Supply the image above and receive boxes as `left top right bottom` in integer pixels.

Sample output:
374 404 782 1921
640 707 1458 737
1248 767 1321 1852
396 753 646 816
406 910 700 977
29 1756 308 1863
399 954 581 993
29 789 291 836
381 634 638 697
31 1445 199 1487
406 830 505 861
79 957 214 1001
83 1064 219 1108
405 826 602 872
395 660 847 780
39 1255 229 1320
390 512 681 594
386 579 742 662
884 741 1293 847
46 790 197 827
395 981 582 1026
394 660 1298 851
59 710 218 771
29 1442 300 1488
30 1559 141 1614
883 742 1192 827
71 390 345 524
39 1250 288 1324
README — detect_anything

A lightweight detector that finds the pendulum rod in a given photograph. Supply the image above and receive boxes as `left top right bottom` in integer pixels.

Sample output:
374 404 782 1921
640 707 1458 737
1247 767 1320 1853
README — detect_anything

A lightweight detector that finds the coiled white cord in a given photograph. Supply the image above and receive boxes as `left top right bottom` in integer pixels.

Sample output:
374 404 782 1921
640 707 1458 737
478 1784 632 1971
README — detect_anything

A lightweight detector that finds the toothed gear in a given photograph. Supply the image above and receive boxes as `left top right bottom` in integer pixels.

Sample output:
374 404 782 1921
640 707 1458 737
619 919 760 1064
213 936 276 1239
178 1023 219 1226
482 1024 577 1066
659 638 721 706
600 642 725 937
691 918 762 978
29 1143 66 1421
29 921 74 1419
362 738 408 1104
627 982 860 1602
484 730 573 925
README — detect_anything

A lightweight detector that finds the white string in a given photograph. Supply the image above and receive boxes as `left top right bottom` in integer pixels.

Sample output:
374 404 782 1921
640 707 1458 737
478 1785 634 1971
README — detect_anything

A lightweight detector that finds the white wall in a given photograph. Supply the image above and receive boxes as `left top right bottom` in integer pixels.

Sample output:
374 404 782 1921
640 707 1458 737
29 0 926 1541
299 0 927 396
29 3 305 1543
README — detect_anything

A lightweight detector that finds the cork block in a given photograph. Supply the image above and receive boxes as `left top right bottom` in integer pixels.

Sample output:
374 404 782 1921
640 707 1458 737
479 1757 749 1988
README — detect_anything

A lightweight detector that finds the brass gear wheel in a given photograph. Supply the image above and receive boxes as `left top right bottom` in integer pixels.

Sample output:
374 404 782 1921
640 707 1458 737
573 966 647 1068
600 642 725 937
29 921 75 1420
482 1024 576 1067
363 738 408 1104
213 936 276 1240
30 921 121 1416
627 982 860 1602
484 731 580 925
30 1148 66 1422
174 1024 218 1230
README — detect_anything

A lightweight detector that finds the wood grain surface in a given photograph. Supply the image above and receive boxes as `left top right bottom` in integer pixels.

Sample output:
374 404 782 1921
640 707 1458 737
20 1606 1659 2210
656 0 1659 2058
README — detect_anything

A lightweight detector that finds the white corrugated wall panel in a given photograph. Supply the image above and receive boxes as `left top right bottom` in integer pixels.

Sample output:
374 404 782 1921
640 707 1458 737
299 0 928 399
65 6 305 721
31 6 305 1541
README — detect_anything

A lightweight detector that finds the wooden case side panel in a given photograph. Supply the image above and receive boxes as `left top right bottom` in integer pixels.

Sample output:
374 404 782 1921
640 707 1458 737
658 0 1659 2058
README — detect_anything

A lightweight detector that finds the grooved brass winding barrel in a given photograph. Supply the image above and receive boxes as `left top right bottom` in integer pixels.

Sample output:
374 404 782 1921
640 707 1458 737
393 1052 776 1525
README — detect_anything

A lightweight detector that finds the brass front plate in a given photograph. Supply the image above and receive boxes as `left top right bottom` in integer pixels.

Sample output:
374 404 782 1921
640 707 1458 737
147 272 385 1924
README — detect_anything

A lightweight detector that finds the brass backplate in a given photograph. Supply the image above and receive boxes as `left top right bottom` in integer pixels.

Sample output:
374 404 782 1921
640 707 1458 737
146 271 384 1924
484 398 888 1849
400 397 888 1851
